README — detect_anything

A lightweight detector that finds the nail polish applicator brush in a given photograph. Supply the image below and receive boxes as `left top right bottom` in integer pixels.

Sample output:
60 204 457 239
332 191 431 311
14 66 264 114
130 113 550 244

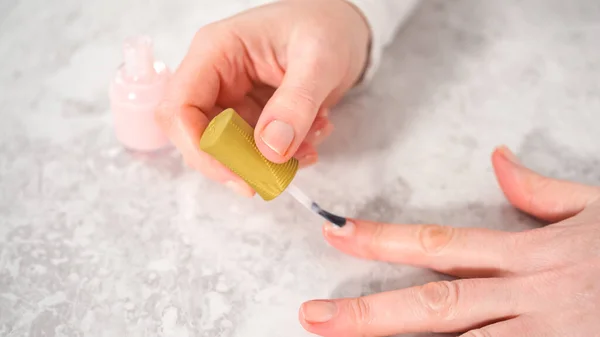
199 108 347 227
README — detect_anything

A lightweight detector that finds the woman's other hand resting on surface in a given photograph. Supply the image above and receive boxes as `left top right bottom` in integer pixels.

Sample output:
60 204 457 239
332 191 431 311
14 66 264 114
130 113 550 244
301 146 600 337
155 0 372 197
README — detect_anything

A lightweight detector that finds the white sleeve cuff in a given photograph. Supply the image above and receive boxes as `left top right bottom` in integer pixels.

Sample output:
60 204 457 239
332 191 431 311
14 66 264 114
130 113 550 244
346 0 420 84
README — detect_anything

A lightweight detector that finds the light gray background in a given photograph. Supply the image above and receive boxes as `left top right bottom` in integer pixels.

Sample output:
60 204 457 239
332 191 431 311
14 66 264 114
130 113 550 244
2 0 600 336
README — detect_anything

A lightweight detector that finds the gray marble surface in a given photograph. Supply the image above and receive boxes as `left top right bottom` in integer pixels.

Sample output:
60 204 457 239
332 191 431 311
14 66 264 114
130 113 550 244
2 0 600 336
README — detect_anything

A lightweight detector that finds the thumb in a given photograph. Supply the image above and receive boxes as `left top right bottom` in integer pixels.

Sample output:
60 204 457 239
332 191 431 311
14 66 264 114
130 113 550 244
254 55 339 163
492 146 600 222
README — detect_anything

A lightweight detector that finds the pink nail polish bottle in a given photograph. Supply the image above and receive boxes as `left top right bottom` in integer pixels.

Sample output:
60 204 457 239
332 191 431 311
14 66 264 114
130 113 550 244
109 35 171 152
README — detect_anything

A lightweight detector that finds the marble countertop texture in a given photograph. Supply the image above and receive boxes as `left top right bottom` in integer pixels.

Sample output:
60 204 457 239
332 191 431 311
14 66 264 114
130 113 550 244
2 0 600 336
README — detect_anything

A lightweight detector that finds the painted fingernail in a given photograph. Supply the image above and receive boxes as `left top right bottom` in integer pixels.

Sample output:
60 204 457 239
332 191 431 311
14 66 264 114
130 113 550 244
308 119 333 144
225 181 255 198
315 123 333 144
324 220 355 237
301 301 337 323
260 120 295 155
498 145 520 165
298 154 318 168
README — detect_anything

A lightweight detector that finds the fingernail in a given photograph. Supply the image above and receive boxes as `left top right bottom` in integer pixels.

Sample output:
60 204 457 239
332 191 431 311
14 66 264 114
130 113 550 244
324 220 355 237
306 119 332 145
301 301 337 323
298 154 318 168
321 123 334 142
312 123 333 145
498 145 520 165
260 120 295 156
225 181 255 198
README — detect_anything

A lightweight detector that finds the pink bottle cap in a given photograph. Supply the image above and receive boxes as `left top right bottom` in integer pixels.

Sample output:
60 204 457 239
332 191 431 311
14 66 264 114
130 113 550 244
123 36 156 81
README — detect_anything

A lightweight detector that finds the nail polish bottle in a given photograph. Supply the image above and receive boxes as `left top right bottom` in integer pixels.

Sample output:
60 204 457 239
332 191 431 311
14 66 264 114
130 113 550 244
109 35 171 152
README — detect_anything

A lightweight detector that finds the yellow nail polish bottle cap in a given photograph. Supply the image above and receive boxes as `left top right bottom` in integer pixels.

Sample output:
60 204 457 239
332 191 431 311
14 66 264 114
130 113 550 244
199 108 299 201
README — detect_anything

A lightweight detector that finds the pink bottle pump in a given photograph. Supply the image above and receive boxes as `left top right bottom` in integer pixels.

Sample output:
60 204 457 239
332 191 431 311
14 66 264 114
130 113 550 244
109 35 171 152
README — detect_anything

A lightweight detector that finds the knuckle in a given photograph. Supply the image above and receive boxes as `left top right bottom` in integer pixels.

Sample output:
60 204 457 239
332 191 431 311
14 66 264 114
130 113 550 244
192 22 238 57
304 42 343 76
272 85 319 119
302 34 328 52
417 281 460 320
346 298 372 325
418 224 455 255
289 85 319 111
461 329 493 337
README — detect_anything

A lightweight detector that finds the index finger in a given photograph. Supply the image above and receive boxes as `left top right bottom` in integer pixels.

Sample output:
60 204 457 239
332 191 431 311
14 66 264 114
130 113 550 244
300 278 525 337
155 26 254 195
322 220 525 277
